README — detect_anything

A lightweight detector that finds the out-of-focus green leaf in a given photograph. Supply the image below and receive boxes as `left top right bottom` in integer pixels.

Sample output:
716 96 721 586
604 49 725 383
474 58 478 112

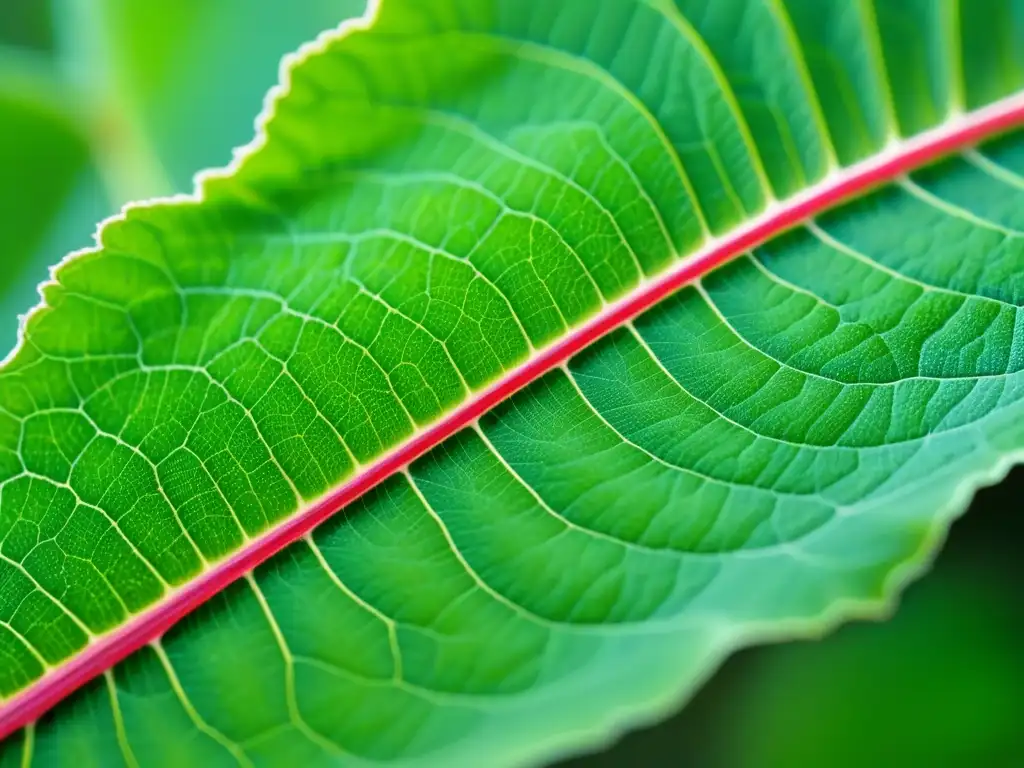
721 569 1023 767
54 0 366 193
0 65 86 264
0 48 102 353
0 0 53 52
0 101 87 258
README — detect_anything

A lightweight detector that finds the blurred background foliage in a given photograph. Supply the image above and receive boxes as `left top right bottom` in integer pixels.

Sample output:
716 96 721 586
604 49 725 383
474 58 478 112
0 0 361 352
0 2 1020 765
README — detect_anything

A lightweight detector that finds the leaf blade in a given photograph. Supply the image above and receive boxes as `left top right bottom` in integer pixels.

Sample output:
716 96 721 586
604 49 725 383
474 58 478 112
2 0 1024 763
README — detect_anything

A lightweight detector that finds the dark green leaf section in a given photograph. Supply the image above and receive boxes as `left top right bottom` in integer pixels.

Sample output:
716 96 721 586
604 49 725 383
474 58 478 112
2 0 1024 765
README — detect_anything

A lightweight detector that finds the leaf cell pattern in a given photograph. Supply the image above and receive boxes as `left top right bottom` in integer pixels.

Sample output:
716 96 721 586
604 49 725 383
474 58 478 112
2 0 1024 765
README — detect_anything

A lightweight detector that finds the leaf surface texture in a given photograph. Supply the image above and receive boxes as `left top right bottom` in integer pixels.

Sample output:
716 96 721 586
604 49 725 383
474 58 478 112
2 0 1024 764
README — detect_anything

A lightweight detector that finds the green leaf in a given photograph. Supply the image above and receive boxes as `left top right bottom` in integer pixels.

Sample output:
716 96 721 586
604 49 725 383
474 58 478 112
0 46 105 354
2 0 1024 765
719 564 1024 767
0 1 53 52
0 0 368 349
51 0 367 196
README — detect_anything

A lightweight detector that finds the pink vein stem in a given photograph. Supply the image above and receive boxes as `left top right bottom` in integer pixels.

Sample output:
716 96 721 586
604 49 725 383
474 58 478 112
2 92 1024 741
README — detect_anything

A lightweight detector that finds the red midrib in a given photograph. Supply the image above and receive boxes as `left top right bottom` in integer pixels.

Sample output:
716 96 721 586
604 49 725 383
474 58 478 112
2 92 1024 741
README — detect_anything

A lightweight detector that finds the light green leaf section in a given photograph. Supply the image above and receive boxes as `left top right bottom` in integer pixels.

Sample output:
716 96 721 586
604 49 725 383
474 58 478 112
2 0 1024 765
